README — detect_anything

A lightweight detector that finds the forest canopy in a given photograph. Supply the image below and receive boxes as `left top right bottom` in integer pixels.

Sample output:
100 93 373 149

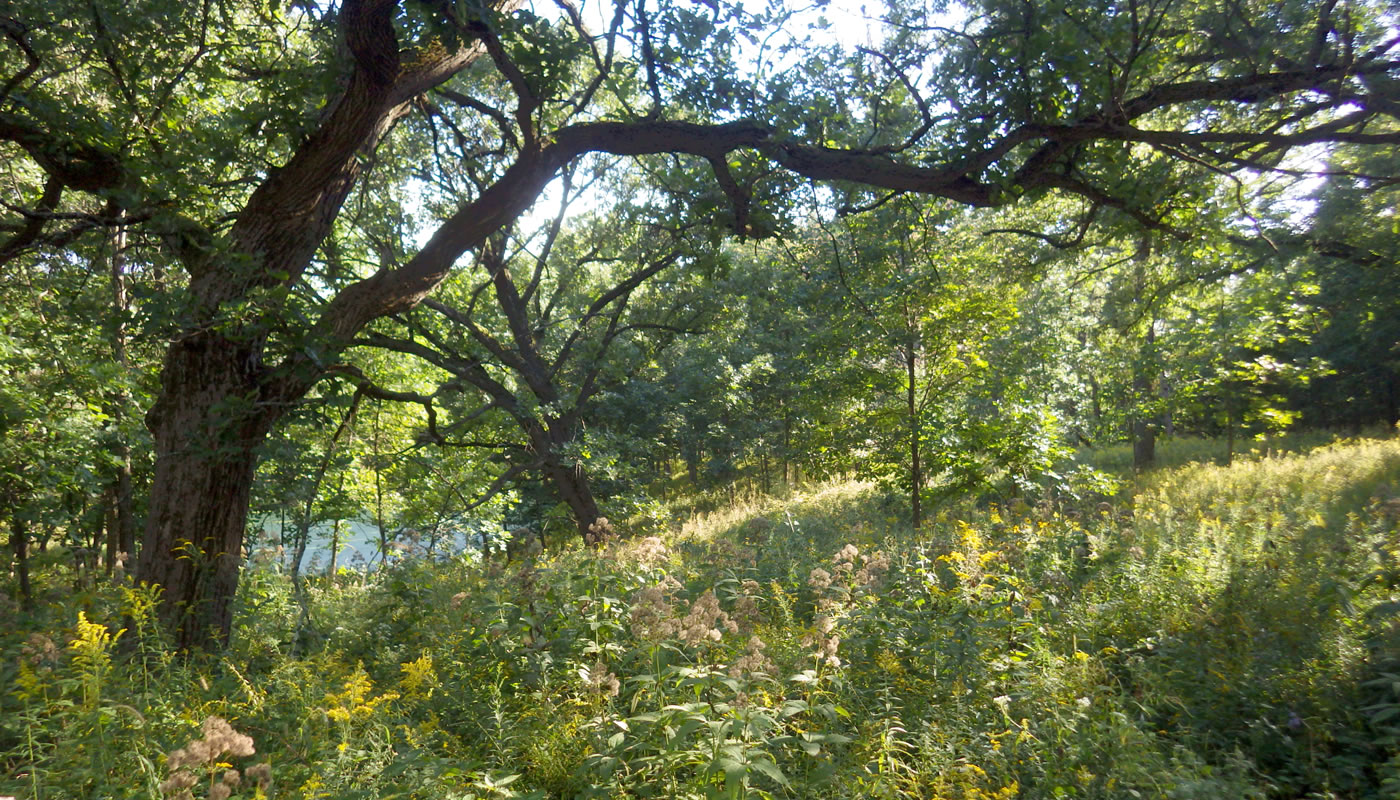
1 0 1398 653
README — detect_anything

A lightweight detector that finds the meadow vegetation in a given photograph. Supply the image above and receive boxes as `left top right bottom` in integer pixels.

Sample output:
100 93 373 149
4 433 1400 799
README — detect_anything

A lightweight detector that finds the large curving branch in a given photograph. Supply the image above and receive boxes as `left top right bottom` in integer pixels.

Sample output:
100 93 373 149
300 47 1400 377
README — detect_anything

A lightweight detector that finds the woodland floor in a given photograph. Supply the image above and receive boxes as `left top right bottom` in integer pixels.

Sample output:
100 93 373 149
4 433 1400 799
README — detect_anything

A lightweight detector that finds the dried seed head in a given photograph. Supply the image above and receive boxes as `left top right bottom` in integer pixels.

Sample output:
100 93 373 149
584 659 621 698
585 517 617 546
21 633 59 666
246 762 273 792
158 769 198 795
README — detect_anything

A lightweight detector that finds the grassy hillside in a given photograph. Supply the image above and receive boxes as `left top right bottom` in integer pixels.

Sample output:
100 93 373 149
4 436 1400 799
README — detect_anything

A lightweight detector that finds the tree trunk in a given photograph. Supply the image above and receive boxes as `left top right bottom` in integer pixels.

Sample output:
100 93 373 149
907 345 923 530
11 516 31 611
1225 404 1236 466
372 402 390 567
547 460 602 537
291 393 359 586
105 225 137 573
1385 371 1399 430
328 515 342 576
289 516 312 590
1132 324 1157 472
135 337 279 650
529 417 601 538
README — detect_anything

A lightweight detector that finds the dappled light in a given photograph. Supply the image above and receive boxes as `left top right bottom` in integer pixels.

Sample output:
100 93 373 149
3 0 1400 794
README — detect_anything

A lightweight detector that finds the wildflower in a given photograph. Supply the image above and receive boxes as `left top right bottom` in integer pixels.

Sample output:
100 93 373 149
246 762 273 792
729 635 775 679
800 615 841 667
674 589 738 647
632 535 669 564
112 550 130 581
582 659 621 697
709 539 756 567
832 544 859 575
584 517 617 547
854 550 890 588
732 593 761 630
514 563 539 601
399 653 438 699
808 567 833 591
629 576 683 640
20 633 59 667
158 768 197 799
161 717 260 800
325 670 399 723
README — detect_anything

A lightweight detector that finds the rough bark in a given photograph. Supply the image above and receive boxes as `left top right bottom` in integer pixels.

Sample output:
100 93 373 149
137 338 279 649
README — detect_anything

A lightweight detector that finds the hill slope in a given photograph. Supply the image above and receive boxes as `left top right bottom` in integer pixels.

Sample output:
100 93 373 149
5 437 1400 799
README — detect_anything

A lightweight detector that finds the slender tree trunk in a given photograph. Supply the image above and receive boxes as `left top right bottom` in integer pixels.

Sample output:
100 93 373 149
1385 372 1398 430
105 225 136 573
782 409 791 491
288 518 312 589
906 344 922 530
1160 375 1173 438
547 460 602 537
104 491 117 576
11 516 31 611
328 512 342 575
1089 375 1103 434
1132 324 1157 471
1225 401 1236 466
291 392 360 587
1131 391 1156 469
372 403 389 567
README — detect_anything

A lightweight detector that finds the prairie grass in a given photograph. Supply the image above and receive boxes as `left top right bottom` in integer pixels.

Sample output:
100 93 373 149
3 436 1400 798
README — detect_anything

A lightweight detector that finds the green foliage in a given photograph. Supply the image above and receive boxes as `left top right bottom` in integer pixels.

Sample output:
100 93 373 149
5 435 1400 797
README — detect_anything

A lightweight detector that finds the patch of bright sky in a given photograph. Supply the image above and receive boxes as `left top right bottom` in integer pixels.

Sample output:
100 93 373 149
501 0 931 233
410 0 905 248
408 0 1337 253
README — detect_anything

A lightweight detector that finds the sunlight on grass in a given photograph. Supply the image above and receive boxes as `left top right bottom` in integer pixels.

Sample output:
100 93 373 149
5 436 1400 798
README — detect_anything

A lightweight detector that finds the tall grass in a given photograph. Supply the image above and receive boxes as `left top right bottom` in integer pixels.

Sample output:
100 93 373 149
3 436 1399 799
